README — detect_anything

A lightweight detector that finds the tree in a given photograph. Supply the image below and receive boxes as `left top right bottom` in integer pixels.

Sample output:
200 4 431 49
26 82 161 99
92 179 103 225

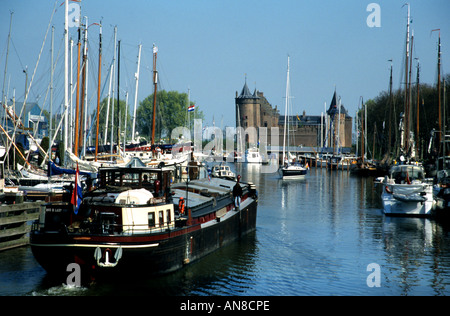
360 73 450 161
136 90 204 142
95 98 131 145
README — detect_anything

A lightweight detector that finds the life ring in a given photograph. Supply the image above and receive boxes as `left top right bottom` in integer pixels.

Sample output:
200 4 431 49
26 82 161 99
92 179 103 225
178 197 185 214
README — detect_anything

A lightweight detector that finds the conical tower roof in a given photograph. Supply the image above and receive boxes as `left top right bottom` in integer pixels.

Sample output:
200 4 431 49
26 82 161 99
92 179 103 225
237 80 258 99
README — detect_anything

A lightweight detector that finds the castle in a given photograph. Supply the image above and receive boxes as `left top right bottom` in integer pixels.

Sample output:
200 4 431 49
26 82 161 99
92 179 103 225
235 81 352 152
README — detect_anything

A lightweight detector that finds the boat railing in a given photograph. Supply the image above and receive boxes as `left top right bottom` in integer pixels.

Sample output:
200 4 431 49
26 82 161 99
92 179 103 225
64 219 181 236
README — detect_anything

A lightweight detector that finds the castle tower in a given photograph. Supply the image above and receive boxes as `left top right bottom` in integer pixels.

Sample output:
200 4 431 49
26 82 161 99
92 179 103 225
235 80 260 145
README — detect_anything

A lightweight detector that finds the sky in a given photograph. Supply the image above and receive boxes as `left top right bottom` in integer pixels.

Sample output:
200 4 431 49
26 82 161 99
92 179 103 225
0 0 449 131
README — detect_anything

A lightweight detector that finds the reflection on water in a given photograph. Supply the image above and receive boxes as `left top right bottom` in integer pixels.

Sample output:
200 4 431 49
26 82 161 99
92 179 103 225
2 163 450 295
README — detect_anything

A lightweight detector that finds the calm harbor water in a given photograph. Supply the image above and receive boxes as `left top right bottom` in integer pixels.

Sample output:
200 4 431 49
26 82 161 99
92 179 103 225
2 163 450 296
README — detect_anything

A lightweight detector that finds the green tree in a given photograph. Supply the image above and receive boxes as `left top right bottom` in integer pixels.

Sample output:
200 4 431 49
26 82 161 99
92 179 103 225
136 90 204 142
359 73 450 161
95 98 131 144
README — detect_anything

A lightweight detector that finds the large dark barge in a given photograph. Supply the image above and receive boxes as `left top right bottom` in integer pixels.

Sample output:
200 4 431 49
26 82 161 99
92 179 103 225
30 166 257 278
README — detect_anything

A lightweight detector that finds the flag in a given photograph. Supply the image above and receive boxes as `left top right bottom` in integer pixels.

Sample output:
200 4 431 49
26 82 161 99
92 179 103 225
71 163 82 214
188 104 195 112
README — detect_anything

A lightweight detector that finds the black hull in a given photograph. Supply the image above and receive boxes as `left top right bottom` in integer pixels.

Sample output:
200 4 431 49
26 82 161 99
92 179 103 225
30 200 257 278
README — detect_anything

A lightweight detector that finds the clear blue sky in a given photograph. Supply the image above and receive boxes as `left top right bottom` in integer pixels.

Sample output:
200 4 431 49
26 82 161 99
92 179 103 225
1 0 449 130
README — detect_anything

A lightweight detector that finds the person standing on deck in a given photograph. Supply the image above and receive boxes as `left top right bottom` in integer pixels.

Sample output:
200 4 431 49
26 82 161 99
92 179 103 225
233 175 243 209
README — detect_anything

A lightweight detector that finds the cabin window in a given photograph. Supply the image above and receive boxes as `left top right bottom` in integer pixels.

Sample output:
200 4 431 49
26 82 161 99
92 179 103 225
148 212 155 227
166 209 171 224
159 211 164 227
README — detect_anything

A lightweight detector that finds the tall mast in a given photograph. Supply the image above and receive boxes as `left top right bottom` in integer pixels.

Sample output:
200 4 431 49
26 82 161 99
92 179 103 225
282 56 290 164
109 27 117 158
433 29 442 149
80 16 88 157
49 26 54 161
132 44 142 143
361 98 365 163
151 44 158 145
415 58 420 158
69 38 73 152
63 0 69 163
95 23 102 161
116 40 121 154
388 60 393 158
406 30 414 155
403 3 410 152
74 23 82 156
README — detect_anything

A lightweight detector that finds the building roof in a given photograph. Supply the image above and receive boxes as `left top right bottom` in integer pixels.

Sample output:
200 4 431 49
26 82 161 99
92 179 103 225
326 91 350 118
236 81 259 99
278 115 322 126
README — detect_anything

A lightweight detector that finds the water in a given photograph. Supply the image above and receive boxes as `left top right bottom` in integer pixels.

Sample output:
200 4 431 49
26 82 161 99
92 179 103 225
2 164 450 296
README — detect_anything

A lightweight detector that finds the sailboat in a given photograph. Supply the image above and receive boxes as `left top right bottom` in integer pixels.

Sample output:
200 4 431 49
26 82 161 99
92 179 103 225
279 56 307 179
380 4 436 217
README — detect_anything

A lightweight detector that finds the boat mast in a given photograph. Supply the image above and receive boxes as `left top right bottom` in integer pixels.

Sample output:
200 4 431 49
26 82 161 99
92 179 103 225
388 60 393 158
361 97 365 163
432 29 442 151
407 31 414 157
49 26 54 162
74 22 81 156
109 27 117 159
116 40 121 157
81 16 89 157
95 23 102 162
63 0 69 164
415 58 420 158
69 38 73 154
151 44 158 145
132 44 142 143
282 56 290 164
403 3 410 154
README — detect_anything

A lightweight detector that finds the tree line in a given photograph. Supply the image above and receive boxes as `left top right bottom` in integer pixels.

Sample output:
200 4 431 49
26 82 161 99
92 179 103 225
96 90 204 144
358 74 450 162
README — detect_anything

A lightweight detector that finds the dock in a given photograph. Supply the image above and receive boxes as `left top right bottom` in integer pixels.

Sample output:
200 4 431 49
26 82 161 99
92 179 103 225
0 201 42 251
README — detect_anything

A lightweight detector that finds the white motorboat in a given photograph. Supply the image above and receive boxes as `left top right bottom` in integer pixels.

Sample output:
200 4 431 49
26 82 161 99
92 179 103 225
381 164 435 217
211 164 236 180
245 147 262 164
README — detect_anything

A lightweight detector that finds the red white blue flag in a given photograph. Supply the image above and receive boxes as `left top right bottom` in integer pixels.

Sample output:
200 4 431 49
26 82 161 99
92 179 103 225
71 163 82 214
188 104 195 112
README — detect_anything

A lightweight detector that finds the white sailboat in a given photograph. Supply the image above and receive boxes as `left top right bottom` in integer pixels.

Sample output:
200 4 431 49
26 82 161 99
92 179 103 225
280 56 307 179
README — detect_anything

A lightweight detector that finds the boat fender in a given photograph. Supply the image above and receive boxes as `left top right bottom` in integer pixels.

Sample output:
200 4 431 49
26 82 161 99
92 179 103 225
179 197 185 214
385 186 393 194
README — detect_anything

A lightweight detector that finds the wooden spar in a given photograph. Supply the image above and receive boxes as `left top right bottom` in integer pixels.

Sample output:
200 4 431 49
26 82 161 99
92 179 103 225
95 23 102 162
74 27 81 157
151 44 158 145
79 18 88 157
